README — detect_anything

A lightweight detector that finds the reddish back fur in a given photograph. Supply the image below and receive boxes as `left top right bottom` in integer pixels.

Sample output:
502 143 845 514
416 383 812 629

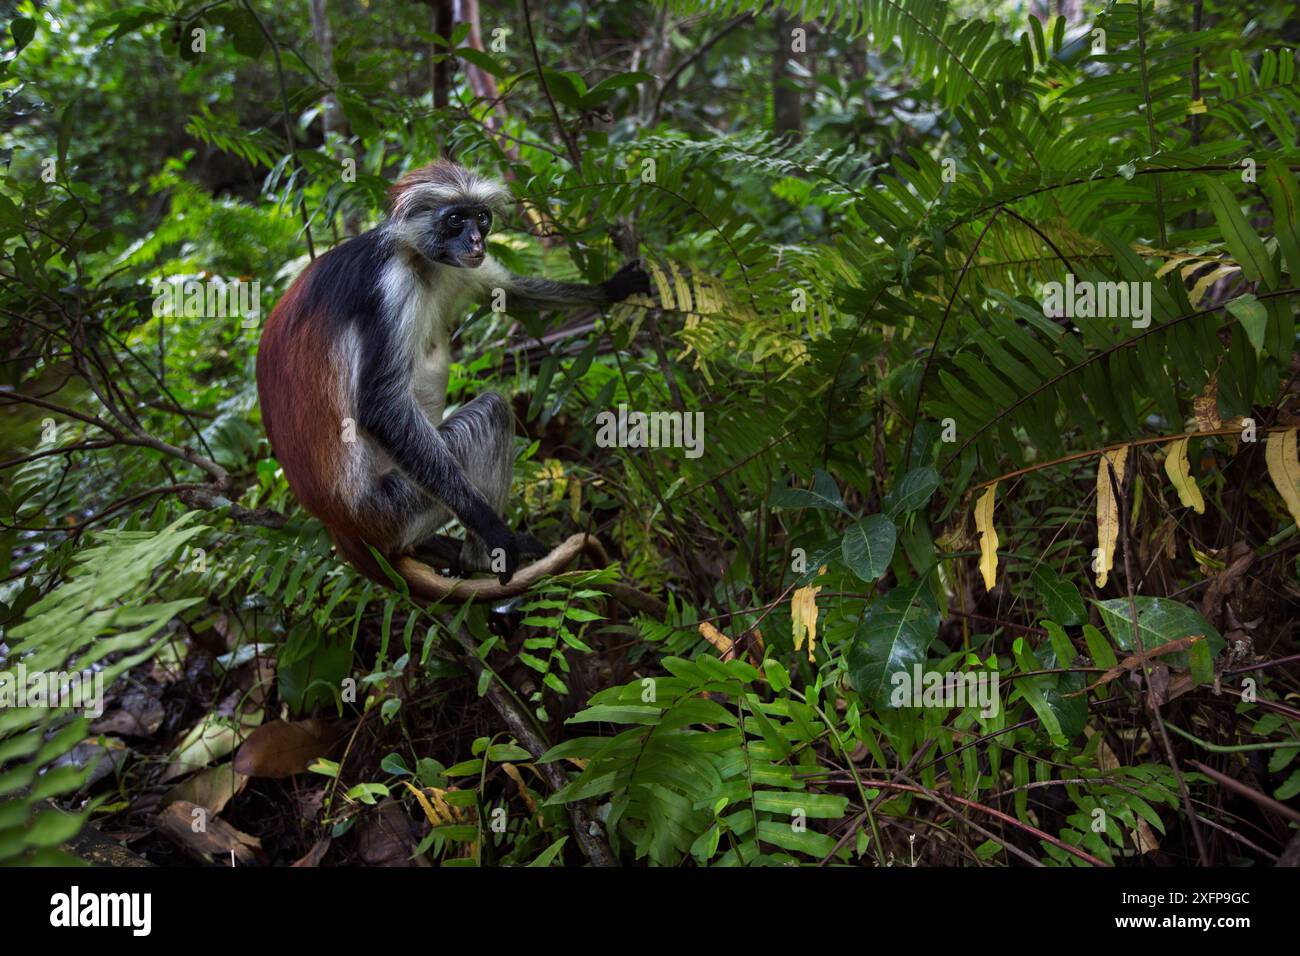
257 263 402 581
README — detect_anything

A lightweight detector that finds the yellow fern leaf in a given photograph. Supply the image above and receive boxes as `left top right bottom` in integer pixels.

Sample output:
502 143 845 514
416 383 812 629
974 483 999 591
1265 428 1300 531
1095 447 1129 588
1163 437 1205 514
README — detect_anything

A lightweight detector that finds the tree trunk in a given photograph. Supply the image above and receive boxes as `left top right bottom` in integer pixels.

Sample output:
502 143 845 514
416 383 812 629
309 0 346 143
772 12 802 139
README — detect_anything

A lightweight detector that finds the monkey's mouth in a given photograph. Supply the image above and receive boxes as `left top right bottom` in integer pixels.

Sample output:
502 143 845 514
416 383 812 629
458 252 486 267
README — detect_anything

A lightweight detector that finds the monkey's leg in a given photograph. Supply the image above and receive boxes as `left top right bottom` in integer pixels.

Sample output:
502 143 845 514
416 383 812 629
433 391 517 570
409 533 469 573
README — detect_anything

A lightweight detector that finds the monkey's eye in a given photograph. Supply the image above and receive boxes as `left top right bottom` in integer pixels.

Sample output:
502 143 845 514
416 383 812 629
447 213 465 230
477 211 491 230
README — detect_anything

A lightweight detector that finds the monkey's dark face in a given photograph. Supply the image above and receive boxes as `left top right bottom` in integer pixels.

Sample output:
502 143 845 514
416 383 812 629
426 204 493 268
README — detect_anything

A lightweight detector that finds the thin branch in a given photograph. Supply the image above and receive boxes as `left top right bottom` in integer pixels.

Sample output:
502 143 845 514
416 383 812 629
520 0 582 168
1108 456 1208 865
904 207 1003 466
651 12 755 122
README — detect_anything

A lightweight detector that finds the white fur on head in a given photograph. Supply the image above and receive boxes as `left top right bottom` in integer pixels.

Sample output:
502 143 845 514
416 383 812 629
388 160 510 223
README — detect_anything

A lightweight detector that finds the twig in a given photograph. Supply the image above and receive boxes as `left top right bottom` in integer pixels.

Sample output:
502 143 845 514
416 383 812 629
904 208 1003 466
520 0 581 168
651 12 754 121
451 629 616 866
1108 457 1209 864
1189 760 1300 826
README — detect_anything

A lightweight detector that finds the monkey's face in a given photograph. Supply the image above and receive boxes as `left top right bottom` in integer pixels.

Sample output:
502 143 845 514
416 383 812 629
428 204 493 268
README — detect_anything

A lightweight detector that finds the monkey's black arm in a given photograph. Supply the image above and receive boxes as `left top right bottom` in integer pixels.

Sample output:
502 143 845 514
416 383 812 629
496 261 651 312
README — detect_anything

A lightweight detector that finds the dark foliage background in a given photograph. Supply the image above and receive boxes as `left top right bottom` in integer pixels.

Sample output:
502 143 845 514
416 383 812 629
1 0 1298 867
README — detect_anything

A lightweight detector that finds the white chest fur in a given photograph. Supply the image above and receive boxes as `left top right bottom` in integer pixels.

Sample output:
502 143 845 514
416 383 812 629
381 257 486 424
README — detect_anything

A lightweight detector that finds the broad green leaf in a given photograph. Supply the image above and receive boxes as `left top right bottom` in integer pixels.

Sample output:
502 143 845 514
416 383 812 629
9 17 35 53
1094 597 1225 664
847 585 940 708
527 836 569 867
1188 638 1214 686
455 47 509 78
841 515 896 582
885 466 941 516
1201 177 1279 287
1031 564 1086 626
1264 160 1300 279
770 469 848 511
1082 624 1118 699
1226 294 1267 357
1011 639 1067 745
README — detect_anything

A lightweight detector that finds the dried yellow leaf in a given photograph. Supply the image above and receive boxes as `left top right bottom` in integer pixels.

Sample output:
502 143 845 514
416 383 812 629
1189 264 1240 308
568 474 582 523
1265 428 1300 531
668 260 693 312
1193 378 1221 432
1163 437 1205 514
974 483 999 592
1095 446 1129 588
791 568 826 663
500 762 538 815
403 781 458 826
645 259 675 309
698 621 736 661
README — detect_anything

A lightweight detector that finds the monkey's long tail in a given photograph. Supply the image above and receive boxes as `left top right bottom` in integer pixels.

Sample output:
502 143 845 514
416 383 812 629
394 532 667 618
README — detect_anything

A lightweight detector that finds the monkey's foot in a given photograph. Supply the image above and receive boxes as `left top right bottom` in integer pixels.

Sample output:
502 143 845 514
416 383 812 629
410 534 472 576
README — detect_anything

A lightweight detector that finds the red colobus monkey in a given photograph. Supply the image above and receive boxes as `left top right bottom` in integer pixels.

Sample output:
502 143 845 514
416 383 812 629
257 160 649 590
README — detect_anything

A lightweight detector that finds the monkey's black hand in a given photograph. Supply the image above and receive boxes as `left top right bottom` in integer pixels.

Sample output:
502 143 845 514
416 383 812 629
602 260 653 303
482 527 553 584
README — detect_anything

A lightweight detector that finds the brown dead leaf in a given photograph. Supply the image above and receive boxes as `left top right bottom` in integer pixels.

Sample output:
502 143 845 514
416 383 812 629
54 738 128 791
1150 668 1195 706
1194 377 1222 431
290 838 332 868
161 761 248 815
91 690 164 738
1133 817 1161 854
297 787 326 823
1084 725 1121 772
1073 635 1205 697
403 781 467 826
1094 447 1128 588
155 800 261 865
233 718 343 779
160 710 262 783
1147 663 1171 704
791 567 827 663
357 798 429 867
1200 545 1254 626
